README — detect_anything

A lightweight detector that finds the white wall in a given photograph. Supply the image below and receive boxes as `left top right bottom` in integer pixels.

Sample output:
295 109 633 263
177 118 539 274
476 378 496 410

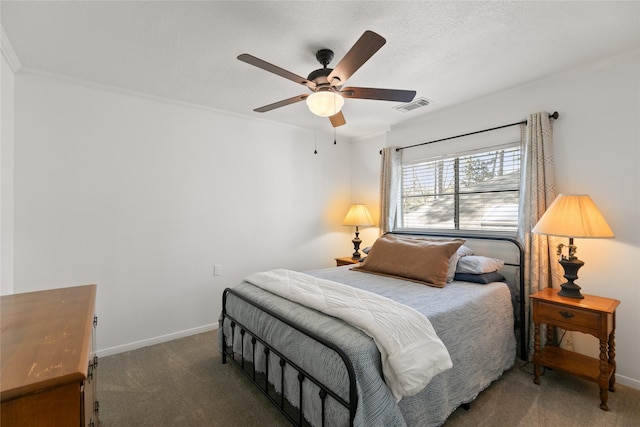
11 73 353 355
1 52 15 295
351 50 640 389
349 131 387 247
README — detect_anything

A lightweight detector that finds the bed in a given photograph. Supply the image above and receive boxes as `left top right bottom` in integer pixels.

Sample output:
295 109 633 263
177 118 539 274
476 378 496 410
219 231 525 427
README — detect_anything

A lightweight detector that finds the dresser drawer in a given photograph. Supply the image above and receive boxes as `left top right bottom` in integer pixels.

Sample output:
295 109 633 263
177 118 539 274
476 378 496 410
536 301 600 332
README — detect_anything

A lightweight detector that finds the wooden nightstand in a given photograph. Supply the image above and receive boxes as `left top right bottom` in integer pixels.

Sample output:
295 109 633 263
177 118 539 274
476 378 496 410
530 288 620 411
335 256 362 266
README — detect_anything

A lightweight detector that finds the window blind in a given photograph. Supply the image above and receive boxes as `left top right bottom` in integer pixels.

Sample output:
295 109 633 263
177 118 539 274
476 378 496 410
400 143 521 232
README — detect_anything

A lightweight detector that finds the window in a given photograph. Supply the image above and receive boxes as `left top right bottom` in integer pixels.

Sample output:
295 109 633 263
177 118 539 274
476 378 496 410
400 143 521 233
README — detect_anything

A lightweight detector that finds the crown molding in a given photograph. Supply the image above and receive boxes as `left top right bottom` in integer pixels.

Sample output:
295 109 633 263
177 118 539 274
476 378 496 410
17 65 330 139
1 26 22 72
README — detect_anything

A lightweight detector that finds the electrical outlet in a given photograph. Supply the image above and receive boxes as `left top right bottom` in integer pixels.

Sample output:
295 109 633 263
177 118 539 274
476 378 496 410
213 265 222 276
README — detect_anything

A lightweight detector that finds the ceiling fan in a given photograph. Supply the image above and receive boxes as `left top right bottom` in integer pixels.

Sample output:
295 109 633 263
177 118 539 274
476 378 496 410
238 30 417 127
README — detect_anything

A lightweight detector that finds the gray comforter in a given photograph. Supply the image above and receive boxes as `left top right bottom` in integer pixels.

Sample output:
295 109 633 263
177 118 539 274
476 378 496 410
219 266 515 427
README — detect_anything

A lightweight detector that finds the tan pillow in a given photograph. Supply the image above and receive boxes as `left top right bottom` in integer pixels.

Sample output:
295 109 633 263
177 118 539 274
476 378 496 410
352 234 464 287
384 235 466 282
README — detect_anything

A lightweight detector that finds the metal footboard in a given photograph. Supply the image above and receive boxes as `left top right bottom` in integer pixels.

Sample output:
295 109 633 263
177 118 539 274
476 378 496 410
221 288 358 427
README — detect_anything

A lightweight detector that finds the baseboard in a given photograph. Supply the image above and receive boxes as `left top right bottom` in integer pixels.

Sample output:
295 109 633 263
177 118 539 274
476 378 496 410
616 373 640 391
96 322 219 357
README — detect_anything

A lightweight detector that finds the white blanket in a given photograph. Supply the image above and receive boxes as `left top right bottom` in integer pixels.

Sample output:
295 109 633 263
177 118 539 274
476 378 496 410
244 269 453 400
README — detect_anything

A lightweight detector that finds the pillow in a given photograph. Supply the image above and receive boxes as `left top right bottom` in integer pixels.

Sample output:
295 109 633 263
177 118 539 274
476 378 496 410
456 255 504 274
384 235 466 283
458 245 474 257
351 234 464 288
454 271 506 284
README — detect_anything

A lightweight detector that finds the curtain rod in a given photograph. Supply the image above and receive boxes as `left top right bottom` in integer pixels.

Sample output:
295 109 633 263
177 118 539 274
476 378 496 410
380 111 559 154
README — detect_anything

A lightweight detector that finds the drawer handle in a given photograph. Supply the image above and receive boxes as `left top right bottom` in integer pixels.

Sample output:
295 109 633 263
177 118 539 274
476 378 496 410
559 311 574 319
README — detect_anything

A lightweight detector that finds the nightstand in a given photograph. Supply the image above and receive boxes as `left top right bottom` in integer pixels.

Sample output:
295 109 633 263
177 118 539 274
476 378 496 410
530 288 620 411
335 256 362 266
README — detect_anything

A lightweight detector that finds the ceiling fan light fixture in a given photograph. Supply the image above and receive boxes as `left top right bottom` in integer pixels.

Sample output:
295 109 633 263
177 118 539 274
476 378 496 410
306 91 344 117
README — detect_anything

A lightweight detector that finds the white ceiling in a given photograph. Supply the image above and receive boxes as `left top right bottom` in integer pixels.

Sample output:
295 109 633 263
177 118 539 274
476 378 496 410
2 1 639 139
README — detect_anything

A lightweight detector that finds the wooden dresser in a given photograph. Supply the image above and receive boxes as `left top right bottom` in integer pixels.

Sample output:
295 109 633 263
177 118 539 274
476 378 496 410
1 285 99 426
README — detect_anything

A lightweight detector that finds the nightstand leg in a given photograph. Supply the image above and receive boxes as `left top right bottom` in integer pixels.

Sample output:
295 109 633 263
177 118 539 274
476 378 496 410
608 330 616 392
599 339 609 411
599 389 609 411
533 322 541 385
546 324 555 346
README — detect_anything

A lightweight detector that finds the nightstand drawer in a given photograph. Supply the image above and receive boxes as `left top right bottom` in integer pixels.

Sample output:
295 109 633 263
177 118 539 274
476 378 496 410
536 301 600 332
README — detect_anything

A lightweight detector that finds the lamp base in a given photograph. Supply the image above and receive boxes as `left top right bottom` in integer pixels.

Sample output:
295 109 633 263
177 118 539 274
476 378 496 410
351 227 362 259
351 237 362 259
557 257 585 299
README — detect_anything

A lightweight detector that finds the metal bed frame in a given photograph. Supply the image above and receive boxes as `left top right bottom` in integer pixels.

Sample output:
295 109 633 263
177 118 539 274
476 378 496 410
220 232 525 427
221 289 357 426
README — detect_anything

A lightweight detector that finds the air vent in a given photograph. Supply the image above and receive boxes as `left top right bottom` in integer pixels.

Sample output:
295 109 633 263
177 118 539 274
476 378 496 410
394 97 431 113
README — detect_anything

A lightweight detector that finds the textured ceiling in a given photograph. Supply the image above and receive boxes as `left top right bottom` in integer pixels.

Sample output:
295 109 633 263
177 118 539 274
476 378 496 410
2 1 639 139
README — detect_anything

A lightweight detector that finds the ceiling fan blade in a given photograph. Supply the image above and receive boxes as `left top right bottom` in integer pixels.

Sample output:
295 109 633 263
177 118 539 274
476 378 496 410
254 94 309 113
341 86 416 102
329 111 346 127
238 54 316 89
327 31 386 87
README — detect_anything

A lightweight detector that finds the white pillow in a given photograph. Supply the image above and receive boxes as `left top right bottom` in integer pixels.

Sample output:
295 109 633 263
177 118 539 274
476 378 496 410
446 252 459 283
457 245 474 257
448 247 474 281
456 255 504 274
444 243 469 282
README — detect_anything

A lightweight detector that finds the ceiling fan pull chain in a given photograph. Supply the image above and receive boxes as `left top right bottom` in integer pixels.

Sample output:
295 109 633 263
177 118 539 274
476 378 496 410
314 130 318 155
332 93 338 144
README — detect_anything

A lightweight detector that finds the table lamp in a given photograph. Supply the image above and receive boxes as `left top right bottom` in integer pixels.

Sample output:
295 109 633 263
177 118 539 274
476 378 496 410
532 194 614 299
343 204 374 259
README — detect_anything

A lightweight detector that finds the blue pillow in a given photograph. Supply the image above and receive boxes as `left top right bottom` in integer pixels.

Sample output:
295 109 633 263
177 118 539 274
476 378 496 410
454 271 506 284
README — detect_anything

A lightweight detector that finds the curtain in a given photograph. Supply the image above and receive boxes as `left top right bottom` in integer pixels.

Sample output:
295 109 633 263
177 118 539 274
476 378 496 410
379 146 402 234
518 111 567 360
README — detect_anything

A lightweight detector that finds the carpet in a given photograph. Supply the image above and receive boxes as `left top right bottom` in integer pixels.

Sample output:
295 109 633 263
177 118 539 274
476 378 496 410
98 330 640 426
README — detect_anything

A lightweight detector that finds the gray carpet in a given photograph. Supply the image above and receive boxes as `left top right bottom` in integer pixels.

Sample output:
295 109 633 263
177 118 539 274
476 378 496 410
98 330 640 426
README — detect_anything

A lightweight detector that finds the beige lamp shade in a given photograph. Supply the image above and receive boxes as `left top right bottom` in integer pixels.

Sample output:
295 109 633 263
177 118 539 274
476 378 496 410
343 204 374 226
532 194 614 238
